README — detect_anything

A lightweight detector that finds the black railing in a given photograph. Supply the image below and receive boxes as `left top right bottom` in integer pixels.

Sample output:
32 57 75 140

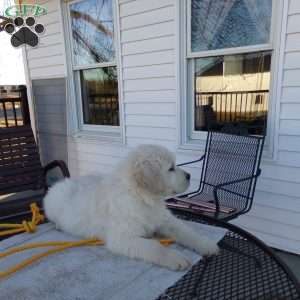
0 86 30 128
84 93 119 126
195 90 268 135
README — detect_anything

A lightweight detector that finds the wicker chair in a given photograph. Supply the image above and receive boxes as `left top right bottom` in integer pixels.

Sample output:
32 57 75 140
0 125 69 228
167 130 265 221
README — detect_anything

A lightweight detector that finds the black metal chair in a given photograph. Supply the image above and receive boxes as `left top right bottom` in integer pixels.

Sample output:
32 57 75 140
167 130 265 221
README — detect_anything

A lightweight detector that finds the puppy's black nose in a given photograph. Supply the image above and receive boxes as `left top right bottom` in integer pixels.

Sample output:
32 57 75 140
185 173 191 180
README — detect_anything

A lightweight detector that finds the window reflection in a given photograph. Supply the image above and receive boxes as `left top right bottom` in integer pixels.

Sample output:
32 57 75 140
191 0 272 52
80 67 119 126
194 51 271 135
70 0 115 66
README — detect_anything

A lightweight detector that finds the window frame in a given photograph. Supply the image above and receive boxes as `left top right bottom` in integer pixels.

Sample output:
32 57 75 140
178 0 283 156
65 0 123 136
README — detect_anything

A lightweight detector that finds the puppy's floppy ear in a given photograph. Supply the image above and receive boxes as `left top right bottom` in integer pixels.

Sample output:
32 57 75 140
133 159 162 194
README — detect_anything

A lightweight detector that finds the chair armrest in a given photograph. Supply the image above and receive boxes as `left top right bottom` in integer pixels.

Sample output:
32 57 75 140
177 155 205 167
214 169 261 191
43 160 70 179
212 169 261 216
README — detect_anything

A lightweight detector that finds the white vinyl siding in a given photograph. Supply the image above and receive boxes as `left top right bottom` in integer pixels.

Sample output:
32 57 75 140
119 0 177 149
25 0 67 79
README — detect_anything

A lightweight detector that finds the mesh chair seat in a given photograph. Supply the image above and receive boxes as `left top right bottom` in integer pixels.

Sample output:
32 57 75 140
178 191 238 221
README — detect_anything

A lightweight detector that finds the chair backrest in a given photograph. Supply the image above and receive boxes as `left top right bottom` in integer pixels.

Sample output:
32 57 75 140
0 125 44 195
200 131 264 212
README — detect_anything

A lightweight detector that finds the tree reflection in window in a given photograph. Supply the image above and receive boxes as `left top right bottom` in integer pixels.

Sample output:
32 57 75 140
191 0 272 52
70 0 115 66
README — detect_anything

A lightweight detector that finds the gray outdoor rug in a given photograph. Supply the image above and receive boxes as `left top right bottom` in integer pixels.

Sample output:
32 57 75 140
0 222 227 300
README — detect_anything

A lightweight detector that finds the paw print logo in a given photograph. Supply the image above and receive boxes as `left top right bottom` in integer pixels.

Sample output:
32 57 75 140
4 16 44 47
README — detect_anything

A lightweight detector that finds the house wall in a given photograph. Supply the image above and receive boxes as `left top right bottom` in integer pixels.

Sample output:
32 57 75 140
68 0 180 176
24 0 66 79
25 0 300 254
32 79 67 165
24 0 68 166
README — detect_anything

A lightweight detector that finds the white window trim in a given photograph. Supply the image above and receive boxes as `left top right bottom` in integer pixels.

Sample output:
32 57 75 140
73 62 117 71
176 0 285 160
62 0 125 142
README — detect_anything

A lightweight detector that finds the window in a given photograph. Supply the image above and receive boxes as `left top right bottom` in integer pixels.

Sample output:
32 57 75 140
68 0 119 129
185 0 275 138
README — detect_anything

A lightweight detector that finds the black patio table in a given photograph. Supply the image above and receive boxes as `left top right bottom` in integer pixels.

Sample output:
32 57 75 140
156 209 300 300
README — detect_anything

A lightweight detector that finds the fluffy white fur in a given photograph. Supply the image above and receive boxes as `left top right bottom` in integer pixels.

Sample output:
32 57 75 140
44 145 219 271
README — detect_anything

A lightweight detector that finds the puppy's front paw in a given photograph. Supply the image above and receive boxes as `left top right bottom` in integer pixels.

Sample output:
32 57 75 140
198 239 220 257
162 251 191 271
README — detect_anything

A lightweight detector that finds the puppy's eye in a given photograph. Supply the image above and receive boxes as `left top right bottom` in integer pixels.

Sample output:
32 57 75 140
169 166 175 172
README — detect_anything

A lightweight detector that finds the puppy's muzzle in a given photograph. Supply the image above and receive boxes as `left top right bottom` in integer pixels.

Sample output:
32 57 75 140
185 172 191 181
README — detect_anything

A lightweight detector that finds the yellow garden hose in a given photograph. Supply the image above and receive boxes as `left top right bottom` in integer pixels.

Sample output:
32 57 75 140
0 203 174 279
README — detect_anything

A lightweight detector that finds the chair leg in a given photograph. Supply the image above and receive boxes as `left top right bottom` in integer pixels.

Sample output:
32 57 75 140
219 240 262 268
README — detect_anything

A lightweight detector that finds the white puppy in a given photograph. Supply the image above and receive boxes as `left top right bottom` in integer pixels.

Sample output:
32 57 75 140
44 145 219 271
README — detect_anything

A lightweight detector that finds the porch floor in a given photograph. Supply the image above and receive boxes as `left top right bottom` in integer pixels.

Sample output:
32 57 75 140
1 193 300 283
